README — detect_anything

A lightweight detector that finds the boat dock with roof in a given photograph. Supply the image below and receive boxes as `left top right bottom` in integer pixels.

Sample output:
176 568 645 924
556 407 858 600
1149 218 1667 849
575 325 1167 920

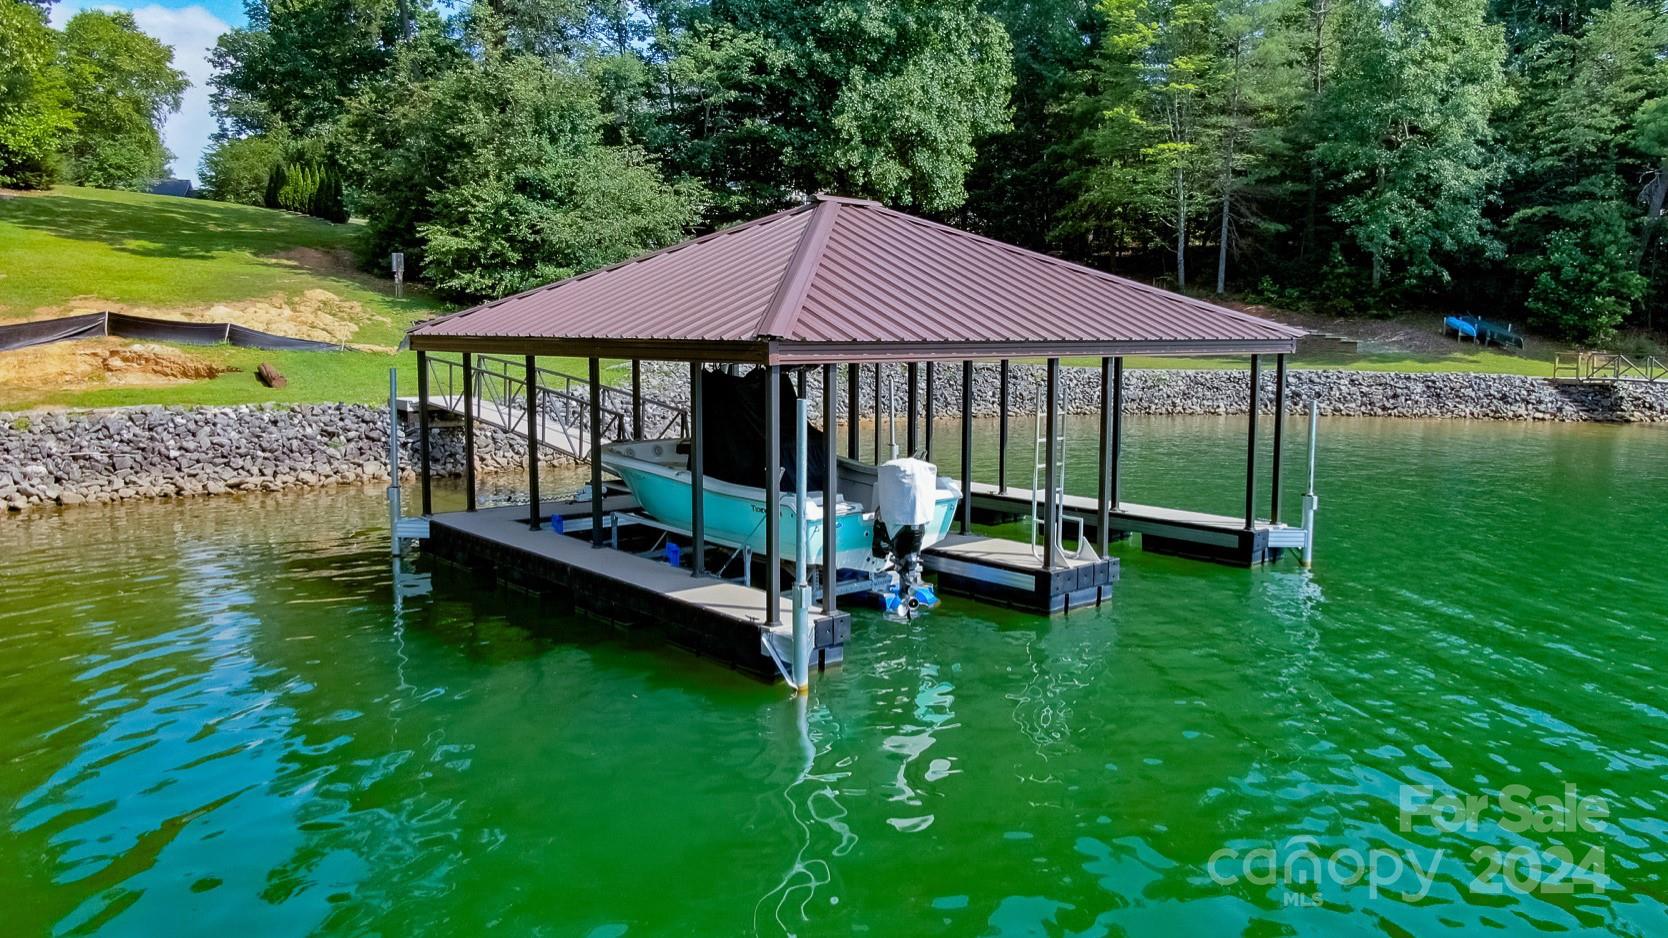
393 194 1316 687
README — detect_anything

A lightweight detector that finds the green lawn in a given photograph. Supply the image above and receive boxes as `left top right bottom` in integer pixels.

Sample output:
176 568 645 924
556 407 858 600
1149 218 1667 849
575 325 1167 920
8 346 607 410
0 186 446 342
0 186 461 408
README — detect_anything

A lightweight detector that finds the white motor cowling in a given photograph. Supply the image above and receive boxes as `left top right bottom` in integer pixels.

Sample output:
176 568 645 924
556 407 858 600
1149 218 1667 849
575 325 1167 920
876 458 937 528
873 459 938 612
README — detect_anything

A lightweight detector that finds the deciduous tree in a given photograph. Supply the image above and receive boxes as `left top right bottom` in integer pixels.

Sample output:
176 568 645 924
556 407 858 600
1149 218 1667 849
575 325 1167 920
658 0 1013 222
1313 0 1510 293
0 0 72 189
59 10 188 190
343 21 704 298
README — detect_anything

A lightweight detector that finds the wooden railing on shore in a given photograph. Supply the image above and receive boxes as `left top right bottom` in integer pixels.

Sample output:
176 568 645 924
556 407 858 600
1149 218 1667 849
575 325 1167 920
1553 351 1668 384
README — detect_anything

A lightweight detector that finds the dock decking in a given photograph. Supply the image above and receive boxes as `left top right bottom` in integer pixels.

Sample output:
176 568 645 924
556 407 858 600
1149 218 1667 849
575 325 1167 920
424 502 850 681
923 533 1118 613
967 482 1306 566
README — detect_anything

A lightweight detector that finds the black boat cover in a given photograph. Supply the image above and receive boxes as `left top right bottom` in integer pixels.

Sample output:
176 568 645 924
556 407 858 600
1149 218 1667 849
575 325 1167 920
695 367 828 492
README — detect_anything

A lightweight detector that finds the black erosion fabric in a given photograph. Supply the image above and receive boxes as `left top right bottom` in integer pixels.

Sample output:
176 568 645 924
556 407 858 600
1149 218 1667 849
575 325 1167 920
225 324 338 351
0 311 341 353
105 313 231 345
0 312 108 351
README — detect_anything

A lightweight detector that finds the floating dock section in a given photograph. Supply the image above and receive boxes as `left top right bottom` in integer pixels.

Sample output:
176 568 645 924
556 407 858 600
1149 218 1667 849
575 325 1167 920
424 500 850 680
923 534 1117 612
968 483 1308 567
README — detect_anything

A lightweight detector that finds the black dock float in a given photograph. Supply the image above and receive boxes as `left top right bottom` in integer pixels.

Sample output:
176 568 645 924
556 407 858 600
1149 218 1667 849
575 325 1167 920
967 482 1305 568
922 534 1118 614
967 482 1132 548
422 504 850 683
1106 504 1273 566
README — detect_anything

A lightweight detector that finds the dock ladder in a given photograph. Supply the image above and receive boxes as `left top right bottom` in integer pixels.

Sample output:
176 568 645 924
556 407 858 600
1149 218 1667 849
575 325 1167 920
1029 380 1084 564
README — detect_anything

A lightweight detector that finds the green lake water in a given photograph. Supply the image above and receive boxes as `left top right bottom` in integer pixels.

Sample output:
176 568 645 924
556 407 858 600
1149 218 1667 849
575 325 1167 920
3 415 1666 936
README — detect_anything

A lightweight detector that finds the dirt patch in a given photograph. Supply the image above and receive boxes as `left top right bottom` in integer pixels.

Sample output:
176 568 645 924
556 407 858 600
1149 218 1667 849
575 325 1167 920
189 290 368 344
1215 298 1554 357
43 289 389 346
0 338 233 403
272 245 358 276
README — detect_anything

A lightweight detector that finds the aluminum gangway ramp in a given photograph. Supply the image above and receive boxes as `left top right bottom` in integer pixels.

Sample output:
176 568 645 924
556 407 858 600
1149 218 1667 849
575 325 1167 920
398 354 688 460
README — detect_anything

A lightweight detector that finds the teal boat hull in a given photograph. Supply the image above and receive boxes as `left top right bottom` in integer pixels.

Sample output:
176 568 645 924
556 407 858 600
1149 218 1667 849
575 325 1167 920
602 443 959 569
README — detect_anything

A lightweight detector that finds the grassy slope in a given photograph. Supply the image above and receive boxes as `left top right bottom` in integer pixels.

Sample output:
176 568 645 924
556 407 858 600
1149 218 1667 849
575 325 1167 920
0 187 444 408
0 187 606 409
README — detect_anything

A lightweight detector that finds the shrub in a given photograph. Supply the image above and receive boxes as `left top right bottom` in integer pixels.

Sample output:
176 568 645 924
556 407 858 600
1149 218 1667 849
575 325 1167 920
199 134 284 205
1524 224 1645 342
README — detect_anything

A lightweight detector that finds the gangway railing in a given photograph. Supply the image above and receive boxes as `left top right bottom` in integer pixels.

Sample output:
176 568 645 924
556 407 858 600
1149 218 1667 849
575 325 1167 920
417 354 688 460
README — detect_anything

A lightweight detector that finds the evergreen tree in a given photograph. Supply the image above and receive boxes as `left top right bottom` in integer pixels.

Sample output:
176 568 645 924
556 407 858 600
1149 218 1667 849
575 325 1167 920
1064 0 1226 288
1502 0 1667 337
200 132 286 205
960 0 1099 253
264 159 288 208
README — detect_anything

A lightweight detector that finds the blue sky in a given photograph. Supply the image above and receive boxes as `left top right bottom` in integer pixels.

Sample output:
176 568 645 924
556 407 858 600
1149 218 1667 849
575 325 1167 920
52 0 250 183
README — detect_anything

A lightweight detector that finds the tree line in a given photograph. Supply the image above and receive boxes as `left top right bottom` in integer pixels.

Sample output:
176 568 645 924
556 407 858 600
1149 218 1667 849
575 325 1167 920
5 0 1665 342
0 0 187 191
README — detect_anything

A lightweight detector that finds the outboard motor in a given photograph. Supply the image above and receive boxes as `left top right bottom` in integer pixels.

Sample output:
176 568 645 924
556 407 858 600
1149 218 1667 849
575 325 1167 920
872 458 941 614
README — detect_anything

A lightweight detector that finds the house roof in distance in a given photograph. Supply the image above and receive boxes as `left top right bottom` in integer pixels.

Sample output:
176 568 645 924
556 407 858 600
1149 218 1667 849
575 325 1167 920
407 194 1305 363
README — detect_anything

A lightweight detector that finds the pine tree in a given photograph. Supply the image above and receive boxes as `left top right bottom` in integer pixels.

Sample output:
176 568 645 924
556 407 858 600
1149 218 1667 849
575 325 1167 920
264 161 288 209
1065 0 1225 288
1204 0 1304 292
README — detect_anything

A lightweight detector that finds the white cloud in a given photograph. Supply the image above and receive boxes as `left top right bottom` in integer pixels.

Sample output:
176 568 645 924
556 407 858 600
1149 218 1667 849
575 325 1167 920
51 2 231 184
128 5 229 184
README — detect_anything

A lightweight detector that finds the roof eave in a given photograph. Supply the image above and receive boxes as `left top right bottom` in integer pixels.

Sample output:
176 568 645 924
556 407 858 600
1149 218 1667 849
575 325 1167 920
407 333 771 363
765 337 1300 364
408 333 1297 363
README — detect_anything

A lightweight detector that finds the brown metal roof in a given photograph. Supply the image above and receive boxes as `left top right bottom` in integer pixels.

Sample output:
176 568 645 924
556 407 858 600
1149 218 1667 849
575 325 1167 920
408 195 1304 363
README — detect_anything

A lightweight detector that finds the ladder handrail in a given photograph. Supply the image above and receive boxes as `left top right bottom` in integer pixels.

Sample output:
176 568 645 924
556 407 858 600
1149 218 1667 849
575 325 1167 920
1029 376 1084 564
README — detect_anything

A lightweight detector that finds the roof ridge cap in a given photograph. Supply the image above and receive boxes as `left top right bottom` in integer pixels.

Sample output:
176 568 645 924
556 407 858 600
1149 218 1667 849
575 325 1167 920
758 198 841 339
409 203 816 337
